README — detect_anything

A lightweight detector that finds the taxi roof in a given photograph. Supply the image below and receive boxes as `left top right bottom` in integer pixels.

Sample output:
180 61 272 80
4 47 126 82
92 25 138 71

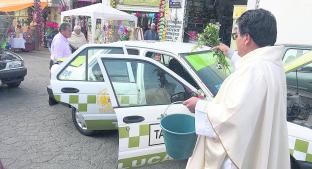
111 41 211 55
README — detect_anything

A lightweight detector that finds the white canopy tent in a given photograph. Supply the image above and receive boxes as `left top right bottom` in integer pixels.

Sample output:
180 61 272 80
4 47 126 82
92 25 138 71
61 3 137 43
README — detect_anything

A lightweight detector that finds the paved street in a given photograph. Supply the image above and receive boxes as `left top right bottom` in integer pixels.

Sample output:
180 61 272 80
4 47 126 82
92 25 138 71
0 49 187 169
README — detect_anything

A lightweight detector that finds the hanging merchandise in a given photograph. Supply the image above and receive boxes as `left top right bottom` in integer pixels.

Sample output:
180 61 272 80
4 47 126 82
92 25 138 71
118 24 129 41
162 0 170 40
158 0 166 40
108 21 114 42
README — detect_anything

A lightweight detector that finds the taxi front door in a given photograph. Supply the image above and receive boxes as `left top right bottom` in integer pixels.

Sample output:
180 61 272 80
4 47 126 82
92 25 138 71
101 56 196 168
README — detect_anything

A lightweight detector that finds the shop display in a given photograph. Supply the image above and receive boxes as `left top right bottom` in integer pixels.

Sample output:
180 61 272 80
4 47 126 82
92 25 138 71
61 3 137 44
133 12 158 32
0 0 53 51
92 19 132 43
158 0 166 40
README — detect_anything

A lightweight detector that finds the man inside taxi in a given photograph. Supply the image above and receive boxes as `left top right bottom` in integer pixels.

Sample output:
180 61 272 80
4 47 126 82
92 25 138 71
184 9 290 169
50 23 72 69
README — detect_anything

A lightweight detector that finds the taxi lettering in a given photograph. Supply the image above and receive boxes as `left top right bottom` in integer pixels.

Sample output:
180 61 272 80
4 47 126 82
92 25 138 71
118 153 171 169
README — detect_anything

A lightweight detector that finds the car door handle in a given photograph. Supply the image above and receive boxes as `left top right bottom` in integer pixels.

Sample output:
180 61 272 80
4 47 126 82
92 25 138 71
61 87 79 93
123 116 145 124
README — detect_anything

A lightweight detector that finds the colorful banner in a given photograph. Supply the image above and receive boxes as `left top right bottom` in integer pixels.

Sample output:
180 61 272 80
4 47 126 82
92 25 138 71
121 0 160 7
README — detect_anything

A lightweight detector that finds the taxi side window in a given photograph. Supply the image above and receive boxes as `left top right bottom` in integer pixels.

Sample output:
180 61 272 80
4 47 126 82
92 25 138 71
126 48 139 55
103 59 189 107
58 47 123 81
145 51 199 89
103 60 131 83
59 50 87 81
88 61 104 82
145 52 165 64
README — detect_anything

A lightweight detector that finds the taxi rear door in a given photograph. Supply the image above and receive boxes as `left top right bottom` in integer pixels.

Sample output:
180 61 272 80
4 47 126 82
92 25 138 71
50 47 124 132
101 55 197 169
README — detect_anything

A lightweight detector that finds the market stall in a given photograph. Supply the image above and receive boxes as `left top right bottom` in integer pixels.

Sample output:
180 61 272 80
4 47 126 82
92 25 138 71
0 0 47 12
0 0 48 51
61 3 138 43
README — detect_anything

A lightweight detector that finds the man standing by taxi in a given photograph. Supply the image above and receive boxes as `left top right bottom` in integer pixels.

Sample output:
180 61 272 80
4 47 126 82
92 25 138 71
183 9 290 169
50 23 72 69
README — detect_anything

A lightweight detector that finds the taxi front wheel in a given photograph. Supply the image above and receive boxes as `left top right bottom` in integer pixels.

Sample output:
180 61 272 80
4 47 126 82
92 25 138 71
71 107 97 136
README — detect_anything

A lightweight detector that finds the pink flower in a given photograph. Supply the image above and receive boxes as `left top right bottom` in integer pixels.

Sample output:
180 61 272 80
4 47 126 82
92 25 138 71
46 22 59 29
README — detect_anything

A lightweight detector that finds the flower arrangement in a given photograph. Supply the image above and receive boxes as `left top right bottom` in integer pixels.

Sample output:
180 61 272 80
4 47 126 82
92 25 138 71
120 32 129 41
118 25 129 41
45 22 59 42
46 22 59 29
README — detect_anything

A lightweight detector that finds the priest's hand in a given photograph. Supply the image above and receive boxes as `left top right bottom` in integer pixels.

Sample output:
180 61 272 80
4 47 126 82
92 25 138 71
213 43 232 57
183 97 200 113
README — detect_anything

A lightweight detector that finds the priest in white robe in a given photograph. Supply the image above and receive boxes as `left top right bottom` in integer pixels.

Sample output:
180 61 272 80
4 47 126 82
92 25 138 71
183 9 290 169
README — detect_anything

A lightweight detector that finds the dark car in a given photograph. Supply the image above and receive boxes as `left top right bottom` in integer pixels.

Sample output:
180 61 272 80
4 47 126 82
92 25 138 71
0 49 27 87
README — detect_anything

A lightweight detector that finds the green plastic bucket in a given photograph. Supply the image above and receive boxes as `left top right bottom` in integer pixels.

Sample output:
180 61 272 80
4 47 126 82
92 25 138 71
160 114 196 160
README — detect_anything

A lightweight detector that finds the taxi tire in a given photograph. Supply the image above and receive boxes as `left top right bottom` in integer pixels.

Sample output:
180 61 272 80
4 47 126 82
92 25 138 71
7 82 21 88
71 107 97 136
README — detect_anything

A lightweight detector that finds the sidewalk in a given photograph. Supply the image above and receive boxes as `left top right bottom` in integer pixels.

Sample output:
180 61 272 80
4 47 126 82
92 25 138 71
19 47 50 58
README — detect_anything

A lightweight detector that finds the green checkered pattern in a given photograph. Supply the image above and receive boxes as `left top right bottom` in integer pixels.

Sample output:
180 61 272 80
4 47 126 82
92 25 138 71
117 95 139 107
289 136 312 162
54 94 103 113
119 124 150 149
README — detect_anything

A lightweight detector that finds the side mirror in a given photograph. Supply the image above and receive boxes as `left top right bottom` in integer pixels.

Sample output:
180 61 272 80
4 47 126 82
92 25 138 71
170 92 186 103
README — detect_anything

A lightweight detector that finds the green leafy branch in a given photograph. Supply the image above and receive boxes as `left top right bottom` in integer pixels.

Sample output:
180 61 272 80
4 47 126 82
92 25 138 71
195 23 230 72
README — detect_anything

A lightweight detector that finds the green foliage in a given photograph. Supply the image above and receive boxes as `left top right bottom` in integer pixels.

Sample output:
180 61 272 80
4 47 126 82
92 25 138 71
196 23 230 72
197 23 220 47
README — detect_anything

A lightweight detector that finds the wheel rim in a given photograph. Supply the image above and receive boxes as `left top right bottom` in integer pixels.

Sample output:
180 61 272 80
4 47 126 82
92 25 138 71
74 110 88 130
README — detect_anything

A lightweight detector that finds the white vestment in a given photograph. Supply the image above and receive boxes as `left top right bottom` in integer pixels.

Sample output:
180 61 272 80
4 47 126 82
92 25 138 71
186 46 291 169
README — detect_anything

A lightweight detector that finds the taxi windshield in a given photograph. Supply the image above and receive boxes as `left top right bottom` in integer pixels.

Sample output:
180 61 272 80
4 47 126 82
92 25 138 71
181 51 232 96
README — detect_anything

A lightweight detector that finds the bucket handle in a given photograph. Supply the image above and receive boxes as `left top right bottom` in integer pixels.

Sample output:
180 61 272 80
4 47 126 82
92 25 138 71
158 101 184 120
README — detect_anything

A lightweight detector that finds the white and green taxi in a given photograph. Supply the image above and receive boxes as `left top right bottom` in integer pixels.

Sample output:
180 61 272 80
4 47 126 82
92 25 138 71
48 41 312 168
